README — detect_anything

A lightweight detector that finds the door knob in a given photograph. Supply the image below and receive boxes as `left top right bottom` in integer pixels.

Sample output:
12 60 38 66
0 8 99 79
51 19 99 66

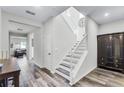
48 53 51 55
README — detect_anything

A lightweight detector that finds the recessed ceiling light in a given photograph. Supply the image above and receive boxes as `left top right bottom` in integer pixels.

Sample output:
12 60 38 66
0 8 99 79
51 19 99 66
104 12 110 17
66 11 71 17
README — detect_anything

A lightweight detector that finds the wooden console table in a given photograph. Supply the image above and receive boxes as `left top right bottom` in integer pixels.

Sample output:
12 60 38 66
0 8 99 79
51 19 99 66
0 59 21 87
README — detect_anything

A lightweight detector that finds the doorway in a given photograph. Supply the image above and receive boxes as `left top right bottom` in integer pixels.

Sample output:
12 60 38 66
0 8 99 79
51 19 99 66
9 32 28 58
8 20 38 60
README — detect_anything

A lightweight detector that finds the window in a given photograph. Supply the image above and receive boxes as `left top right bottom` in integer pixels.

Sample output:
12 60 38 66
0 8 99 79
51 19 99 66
20 41 26 49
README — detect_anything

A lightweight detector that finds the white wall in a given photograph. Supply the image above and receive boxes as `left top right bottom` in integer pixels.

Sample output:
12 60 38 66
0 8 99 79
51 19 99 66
33 28 44 68
62 7 86 41
74 18 98 83
99 20 124 35
44 14 77 71
0 8 2 59
26 28 44 68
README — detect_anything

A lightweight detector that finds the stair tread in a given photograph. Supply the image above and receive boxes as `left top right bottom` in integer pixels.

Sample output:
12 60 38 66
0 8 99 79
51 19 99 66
59 65 71 72
60 63 75 69
74 51 84 54
78 45 87 47
77 46 86 48
77 48 86 50
60 63 71 68
76 50 85 52
66 54 81 59
56 68 70 76
76 49 86 51
63 58 78 64
55 70 70 80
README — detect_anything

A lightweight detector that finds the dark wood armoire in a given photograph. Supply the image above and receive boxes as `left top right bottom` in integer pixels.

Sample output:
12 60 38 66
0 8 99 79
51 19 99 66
97 32 124 73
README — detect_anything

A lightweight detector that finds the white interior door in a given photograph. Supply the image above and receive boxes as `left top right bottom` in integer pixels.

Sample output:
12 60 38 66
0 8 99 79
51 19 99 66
44 23 53 72
46 37 53 70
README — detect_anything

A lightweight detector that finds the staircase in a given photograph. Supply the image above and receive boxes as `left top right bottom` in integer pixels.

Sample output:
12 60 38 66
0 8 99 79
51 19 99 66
55 33 88 85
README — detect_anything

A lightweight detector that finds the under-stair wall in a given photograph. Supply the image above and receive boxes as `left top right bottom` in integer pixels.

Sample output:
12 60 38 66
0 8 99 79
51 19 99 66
33 28 44 68
72 18 98 84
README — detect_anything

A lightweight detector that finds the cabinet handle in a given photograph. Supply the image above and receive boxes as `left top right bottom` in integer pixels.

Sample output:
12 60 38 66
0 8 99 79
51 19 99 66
115 59 118 62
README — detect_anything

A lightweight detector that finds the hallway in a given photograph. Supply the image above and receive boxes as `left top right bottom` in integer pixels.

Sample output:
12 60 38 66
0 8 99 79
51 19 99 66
14 57 124 87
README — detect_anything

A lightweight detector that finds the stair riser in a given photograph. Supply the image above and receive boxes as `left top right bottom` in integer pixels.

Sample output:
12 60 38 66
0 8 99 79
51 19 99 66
60 63 71 69
59 65 71 72
56 68 70 76
63 58 78 63
56 70 70 80
78 46 87 49
77 49 86 51
60 63 75 70
63 60 78 64
74 52 83 54
79 45 87 47
66 55 81 59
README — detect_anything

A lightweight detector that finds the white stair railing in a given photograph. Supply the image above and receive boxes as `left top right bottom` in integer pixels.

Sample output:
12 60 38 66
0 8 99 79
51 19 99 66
71 34 87 52
70 33 88 84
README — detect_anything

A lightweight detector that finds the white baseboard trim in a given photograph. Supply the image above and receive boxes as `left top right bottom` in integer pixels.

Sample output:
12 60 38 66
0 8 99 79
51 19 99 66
71 66 97 85
32 62 56 74
33 62 44 68
42 65 56 74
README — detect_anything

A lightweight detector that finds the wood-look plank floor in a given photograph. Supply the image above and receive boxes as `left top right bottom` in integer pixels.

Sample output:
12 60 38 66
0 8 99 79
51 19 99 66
14 57 124 87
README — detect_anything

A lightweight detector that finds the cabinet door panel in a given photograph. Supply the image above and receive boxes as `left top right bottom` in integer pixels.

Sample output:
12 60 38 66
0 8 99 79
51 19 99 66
98 33 124 72
105 35 114 58
98 36 106 66
113 34 121 59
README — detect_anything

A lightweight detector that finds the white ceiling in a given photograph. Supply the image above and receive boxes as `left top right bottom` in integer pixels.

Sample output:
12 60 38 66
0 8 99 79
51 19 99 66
1 6 124 24
75 6 124 24
9 21 37 34
0 6 69 23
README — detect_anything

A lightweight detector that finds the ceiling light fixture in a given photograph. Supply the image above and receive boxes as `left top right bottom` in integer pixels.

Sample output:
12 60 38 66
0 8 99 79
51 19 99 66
25 10 35 16
17 28 23 31
104 12 110 17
